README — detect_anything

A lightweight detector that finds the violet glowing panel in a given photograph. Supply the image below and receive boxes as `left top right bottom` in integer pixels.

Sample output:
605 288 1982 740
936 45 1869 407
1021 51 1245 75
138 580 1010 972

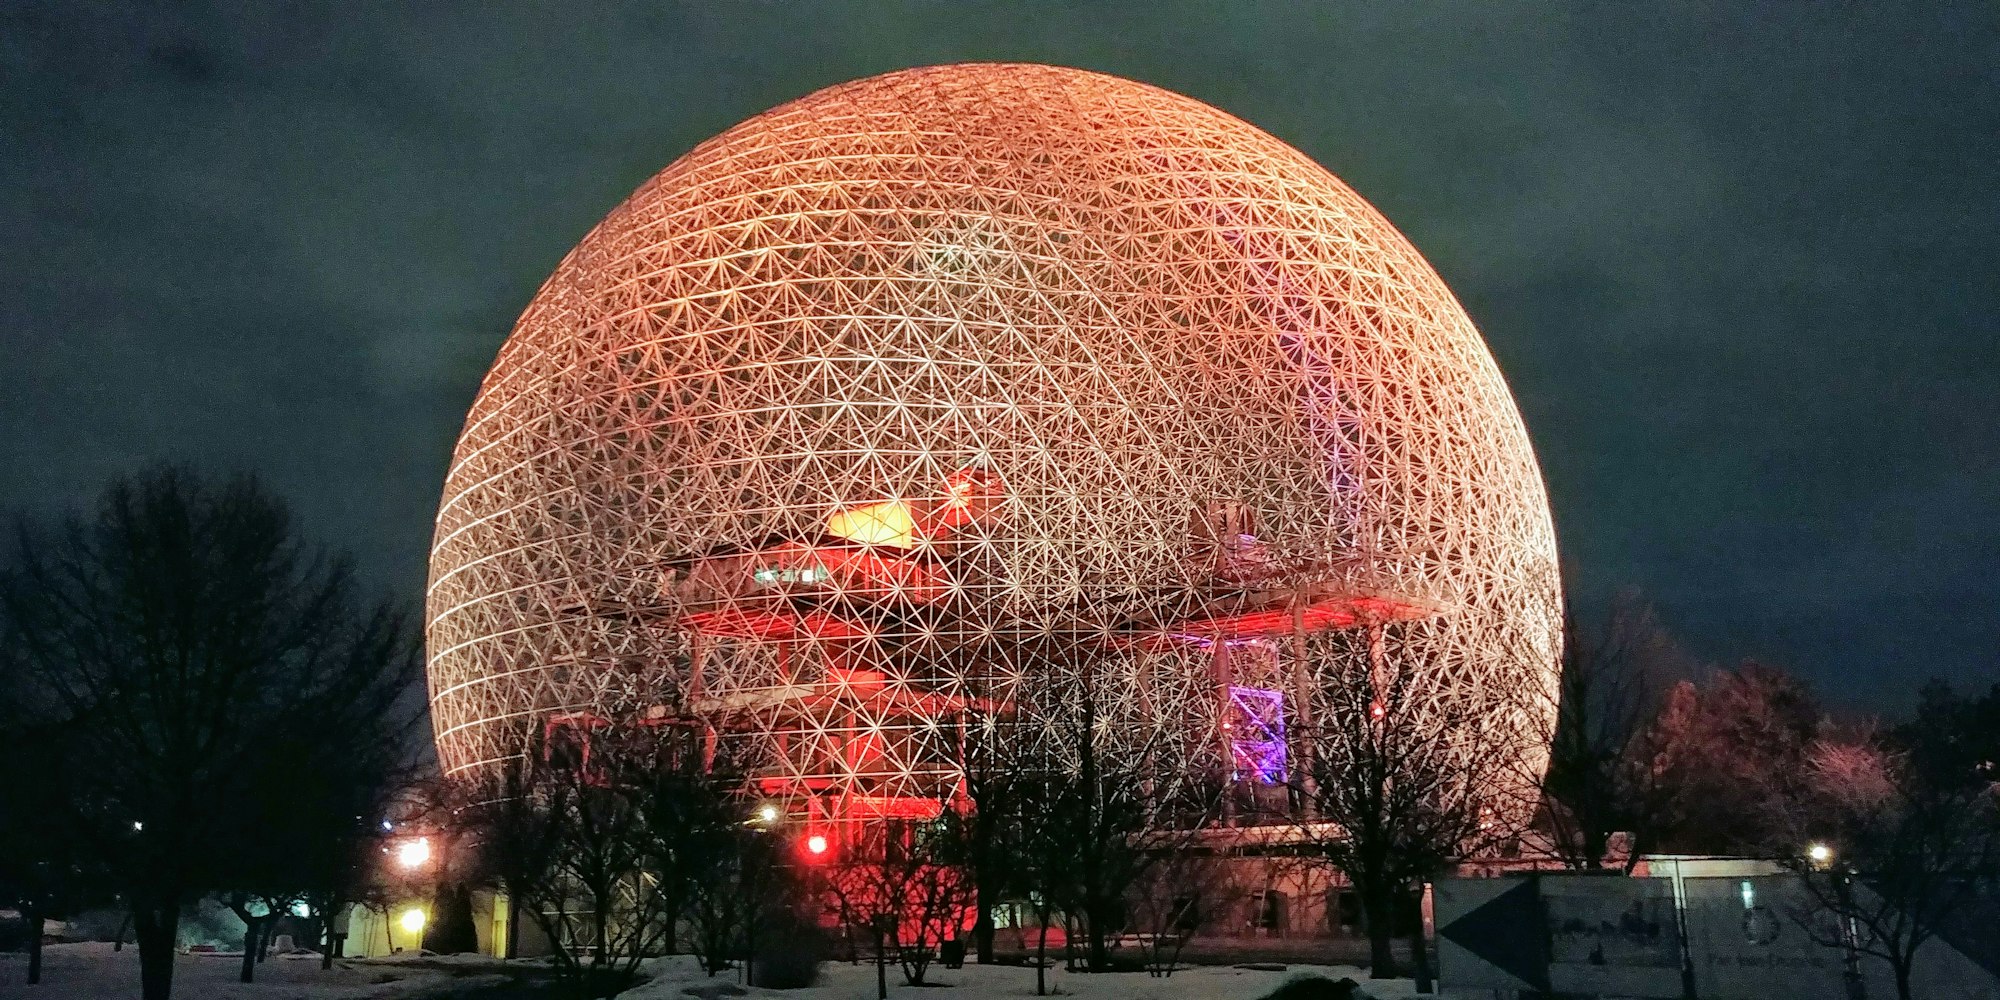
1227 685 1287 784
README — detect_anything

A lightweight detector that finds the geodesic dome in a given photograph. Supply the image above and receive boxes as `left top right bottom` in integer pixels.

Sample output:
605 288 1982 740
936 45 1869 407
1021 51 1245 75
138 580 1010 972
426 63 1560 813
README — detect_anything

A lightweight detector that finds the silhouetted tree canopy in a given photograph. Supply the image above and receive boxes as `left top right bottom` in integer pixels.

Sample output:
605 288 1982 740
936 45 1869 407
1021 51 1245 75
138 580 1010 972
0 466 422 999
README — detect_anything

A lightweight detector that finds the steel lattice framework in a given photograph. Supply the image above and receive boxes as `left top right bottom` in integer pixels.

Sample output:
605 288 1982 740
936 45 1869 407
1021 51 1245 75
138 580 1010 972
427 64 1561 828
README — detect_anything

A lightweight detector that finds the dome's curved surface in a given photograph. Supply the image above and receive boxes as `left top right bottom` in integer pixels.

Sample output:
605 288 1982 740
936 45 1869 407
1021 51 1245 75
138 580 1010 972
427 64 1560 800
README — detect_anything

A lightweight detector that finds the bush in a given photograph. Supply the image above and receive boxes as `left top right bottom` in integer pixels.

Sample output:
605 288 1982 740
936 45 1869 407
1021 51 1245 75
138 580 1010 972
1258 975 1360 1000
750 910 826 989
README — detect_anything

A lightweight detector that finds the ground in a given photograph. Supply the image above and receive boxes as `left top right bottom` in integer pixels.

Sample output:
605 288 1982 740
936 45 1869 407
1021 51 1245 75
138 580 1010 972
0 945 1425 1000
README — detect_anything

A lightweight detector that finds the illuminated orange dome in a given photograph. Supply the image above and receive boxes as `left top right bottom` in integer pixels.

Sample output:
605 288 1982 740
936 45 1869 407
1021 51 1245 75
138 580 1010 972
427 64 1560 814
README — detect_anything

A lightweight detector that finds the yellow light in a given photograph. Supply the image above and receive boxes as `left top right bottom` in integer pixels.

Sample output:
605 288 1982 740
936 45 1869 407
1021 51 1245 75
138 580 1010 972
400 908 426 934
826 500 916 548
396 837 432 869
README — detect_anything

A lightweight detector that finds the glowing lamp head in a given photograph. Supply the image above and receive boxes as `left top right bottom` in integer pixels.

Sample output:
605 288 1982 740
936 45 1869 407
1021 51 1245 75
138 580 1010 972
756 804 780 825
1807 842 1833 866
399 908 426 933
805 834 829 856
395 837 432 869
825 500 916 548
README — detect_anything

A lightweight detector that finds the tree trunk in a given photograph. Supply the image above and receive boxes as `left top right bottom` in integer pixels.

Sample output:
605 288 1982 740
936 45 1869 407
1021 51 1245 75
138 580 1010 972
874 924 888 1000
1360 883 1397 979
133 904 181 1000
505 893 520 961
1037 914 1052 995
240 918 262 983
1581 827 1607 871
1894 960 1913 1000
1410 908 1433 993
25 909 43 985
319 901 339 971
661 886 681 955
114 910 132 952
974 879 996 964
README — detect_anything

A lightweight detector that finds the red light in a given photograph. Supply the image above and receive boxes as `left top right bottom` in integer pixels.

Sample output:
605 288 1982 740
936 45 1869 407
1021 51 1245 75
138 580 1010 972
806 834 829 855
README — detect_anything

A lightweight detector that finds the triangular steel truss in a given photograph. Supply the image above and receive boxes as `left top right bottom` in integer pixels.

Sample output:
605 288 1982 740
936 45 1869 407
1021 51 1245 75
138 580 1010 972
425 64 1562 827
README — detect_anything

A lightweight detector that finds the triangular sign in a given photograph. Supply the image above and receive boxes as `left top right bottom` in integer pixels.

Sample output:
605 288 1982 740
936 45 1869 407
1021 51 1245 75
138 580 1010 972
1439 878 1549 991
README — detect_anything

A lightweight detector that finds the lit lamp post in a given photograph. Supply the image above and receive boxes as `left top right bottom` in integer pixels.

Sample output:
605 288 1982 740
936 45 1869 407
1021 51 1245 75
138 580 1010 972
1807 842 1865 1000
386 835 435 954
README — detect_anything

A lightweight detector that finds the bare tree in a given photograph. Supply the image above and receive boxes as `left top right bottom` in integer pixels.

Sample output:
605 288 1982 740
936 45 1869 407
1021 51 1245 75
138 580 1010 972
827 809 973 986
1295 622 1526 980
467 723 681 997
1535 592 1682 870
1021 665 1180 975
681 807 792 983
627 734 742 959
1636 661 1824 855
1013 757 1072 996
956 708 1026 965
1125 829 1224 978
1776 713 2000 1000
0 467 421 1000
0 670 108 987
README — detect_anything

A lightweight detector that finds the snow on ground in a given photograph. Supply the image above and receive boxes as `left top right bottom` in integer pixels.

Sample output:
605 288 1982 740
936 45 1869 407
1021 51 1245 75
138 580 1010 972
0 942 507 1000
616 954 1410 1000
0 944 1419 1000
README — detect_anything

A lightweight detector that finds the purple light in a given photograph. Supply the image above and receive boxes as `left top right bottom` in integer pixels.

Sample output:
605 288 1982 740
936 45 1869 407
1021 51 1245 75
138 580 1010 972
1227 684 1287 784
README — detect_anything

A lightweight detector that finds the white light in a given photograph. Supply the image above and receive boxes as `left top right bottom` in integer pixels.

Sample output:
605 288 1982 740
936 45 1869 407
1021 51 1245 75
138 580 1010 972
396 837 432 869
291 901 311 918
806 834 829 855
399 909 426 933
756 804 779 824
132 821 144 832
1808 842 1833 866
381 819 394 832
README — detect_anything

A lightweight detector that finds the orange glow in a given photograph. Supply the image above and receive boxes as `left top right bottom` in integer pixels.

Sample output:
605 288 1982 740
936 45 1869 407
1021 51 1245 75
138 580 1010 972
424 63 1564 837
826 500 917 548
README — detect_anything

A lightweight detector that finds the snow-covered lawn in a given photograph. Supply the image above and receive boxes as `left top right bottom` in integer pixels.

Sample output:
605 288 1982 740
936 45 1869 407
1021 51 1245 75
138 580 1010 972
1 944 1417 1000
625 955 1380 1000
0 943 512 999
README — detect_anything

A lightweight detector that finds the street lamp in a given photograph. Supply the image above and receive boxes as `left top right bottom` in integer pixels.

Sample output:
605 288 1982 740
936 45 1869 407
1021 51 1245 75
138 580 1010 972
395 837 432 870
1807 842 1833 868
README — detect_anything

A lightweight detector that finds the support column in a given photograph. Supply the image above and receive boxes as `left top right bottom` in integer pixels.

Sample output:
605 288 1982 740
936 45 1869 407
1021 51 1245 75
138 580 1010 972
686 631 708 704
1288 601 1317 816
1366 621 1387 728
1212 634 1236 823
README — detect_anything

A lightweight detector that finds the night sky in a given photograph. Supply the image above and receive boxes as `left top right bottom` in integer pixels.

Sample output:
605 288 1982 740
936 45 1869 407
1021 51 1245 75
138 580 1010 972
4 3 1995 711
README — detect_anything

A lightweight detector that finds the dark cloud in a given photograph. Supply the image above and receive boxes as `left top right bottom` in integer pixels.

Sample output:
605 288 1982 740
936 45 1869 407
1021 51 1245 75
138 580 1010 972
3 1 1995 710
